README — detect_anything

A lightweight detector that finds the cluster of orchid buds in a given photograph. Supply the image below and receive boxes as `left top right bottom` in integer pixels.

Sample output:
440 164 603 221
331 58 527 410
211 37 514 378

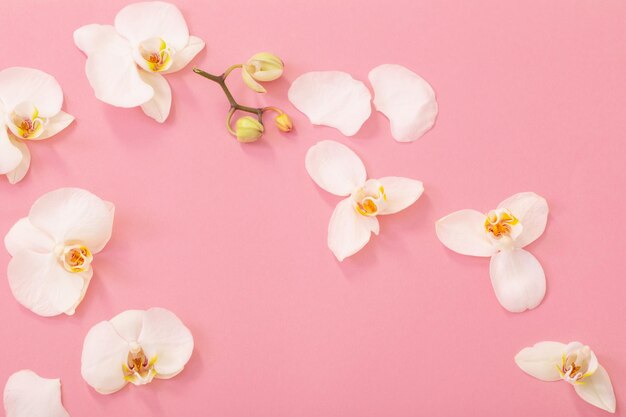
193 52 293 143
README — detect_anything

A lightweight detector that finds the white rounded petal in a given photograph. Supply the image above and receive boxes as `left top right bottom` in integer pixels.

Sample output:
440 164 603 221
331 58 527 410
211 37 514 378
514 341 566 381
305 140 366 196
110 309 146 342
4 217 53 256
435 209 496 257
81 320 130 394
328 198 379 261
368 64 438 142
574 365 616 413
0 128 23 174
138 71 171 122
74 24 118 56
5 136 30 184
288 71 371 136
0 67 63 117
498 192 548 248
4 370 69 417
138 308 194 378
8 250 90 316
489 249 546 313
114 1 190 50
377 177 424 215
36 111 75 140
163 35 205 73
29 188 115 253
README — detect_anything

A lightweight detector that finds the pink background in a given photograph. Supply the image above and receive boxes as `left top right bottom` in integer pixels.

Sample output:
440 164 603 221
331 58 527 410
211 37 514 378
1 0 626 415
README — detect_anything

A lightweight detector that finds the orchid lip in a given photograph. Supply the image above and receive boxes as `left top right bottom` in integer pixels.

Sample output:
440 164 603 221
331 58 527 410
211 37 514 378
59 243 93 273
351 180 387 217
136 37 175 73
7 102 47 139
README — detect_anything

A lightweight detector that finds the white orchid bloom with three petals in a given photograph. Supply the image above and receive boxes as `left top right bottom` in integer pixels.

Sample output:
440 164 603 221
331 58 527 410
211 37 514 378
81 307 193 394
0 67 74 184
74 1 205 122
306 140 424 261
516 341 616 413
4 188 114 317
435 192 548 312
3 370 69 417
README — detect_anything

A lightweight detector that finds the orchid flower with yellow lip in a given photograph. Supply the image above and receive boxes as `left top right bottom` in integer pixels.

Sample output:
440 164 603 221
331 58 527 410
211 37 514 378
4 370 69 417
435 192 548 312
306 140 424 261
0 67 74 184
81 308 194 394
516 341 616 413
73 1 205 122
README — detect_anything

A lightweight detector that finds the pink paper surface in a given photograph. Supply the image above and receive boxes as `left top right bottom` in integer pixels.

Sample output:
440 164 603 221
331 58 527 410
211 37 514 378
1 0 626 415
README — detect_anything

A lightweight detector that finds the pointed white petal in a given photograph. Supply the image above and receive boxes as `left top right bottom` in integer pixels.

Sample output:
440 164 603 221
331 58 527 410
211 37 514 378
139 71 171 122
377 177 423 215
489 248 546 312
138 308 194 378
0 128 23 174
514 341 566 381
435 209 496 257
328 198 379 261
28 188 115 253
288 71 371 136
81 320 130 394
305 140 366 196
0 67 63 117
368 64 438 142
8 250 91 316
4 217 53 256
163 36 205 73
4 370 69 417
5 136 30 184
498 192 549 248
575 365 616 413
35 111 74 140
114 1 190 50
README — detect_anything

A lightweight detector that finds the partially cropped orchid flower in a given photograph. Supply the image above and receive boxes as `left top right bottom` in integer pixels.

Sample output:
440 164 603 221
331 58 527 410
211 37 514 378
81 308 193 394
516 341 616 413
4 370 69 417
306 140 423 261
4 188 114 316
0 67 74 184
435 192 548 312
74 1 205 122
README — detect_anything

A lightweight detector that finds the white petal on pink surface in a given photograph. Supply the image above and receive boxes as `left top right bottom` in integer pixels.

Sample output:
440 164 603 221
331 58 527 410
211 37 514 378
514 341 566 381
574 365 616 413
328 198 379 261
435 209 497 257
4 217 53 256
0 127 24 174
139 71 172 122
5 136 30 184
36 111 75 140
164 36 205 74
0 67 63 117
498 192 549 248
305 140 366 196
376 176 424 215
4 370 69 417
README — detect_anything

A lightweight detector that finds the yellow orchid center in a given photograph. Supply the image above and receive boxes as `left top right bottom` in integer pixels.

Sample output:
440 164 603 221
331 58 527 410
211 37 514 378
62 244 93 273
139 38 173 72
484 208 519 239
557 345 595 384
123 343 157 385
9 103 45 139
352 180 387 217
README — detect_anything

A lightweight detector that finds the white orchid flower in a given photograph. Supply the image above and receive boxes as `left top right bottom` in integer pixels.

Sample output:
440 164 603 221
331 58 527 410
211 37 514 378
306 140 423 261
435 192 548 312
4 370 69 417
74 1 205 122
516 341 616 413
0 67 74 184
4 188 114 317
81 307 194 394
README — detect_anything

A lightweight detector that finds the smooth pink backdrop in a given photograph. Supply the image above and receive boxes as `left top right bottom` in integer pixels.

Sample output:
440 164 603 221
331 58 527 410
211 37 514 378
1 0 626 416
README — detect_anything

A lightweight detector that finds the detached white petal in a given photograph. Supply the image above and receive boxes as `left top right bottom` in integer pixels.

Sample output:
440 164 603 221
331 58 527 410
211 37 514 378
369 64 438 142
514 341 567 381
5 136 30 184
377 177 423 215
489 249 546 312
4 370 69 417
35 111 75 140
163 36 205 74
328 198 379 261
574 365 616 413
498 192 548 248
0 67 63 117
289 71 371 136
138 71 171 123
305 140 366 196
435 209 497 257
0 127 24 175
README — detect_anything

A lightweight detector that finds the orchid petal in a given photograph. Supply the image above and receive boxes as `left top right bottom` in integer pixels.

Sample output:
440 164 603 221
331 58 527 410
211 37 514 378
377 177 423 215
498 192 549 248
163 36 205 73
288 71 371 136
139 71 171 122
114 1 189 50
368 64 438 142
0 127 23 174
5 136 30 184
35 111 75 140
328 198 379 261
514 341 566 381
0 67 63 117
435 209 496 257
3 370 69 417
574 365 616 413
489 248 546 312
242 67 266 93
305 140 366 196
109 309 146 342
4 217 53 256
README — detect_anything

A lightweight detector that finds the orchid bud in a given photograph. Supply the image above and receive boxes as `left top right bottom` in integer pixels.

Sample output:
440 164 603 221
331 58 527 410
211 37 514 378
274 112 293 132
242 52 284 93
235 116 264 142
